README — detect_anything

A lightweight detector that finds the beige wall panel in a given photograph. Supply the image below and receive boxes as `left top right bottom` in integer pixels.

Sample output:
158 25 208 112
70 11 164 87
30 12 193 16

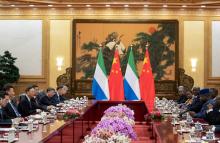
184 21 204 87
211 21 220 77
49 20 71 88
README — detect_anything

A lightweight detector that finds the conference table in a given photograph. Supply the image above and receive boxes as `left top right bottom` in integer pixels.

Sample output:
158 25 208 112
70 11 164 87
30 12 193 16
0 100 148 143
151 117 220 143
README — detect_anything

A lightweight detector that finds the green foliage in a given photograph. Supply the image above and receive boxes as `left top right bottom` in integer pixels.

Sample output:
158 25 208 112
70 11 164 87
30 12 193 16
102 46 115 75
76 42 99 79
0 51 20 90
76 23 176 80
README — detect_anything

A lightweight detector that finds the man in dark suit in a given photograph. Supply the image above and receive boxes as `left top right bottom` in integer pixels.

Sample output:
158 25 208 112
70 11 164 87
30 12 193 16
213 125 220 132
176 86 188 104
179 88 207 117
18 85 40 117
32 85 49 111
51 85 68 105
0 93 12 125
2 84 21 119
206 98 220 125
206 98 220 133
39 87 56 107
189 89 210 118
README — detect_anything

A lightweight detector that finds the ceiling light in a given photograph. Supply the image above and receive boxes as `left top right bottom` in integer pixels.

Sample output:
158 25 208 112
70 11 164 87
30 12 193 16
182 5 187 8
67 5 72 7
48 5 53 7
105 4 110 7
86 4 91 7
124 5 129 7
29 5 34 7
163 4 168 8
10 5 15 7
201 5 206 8
144 5 148 7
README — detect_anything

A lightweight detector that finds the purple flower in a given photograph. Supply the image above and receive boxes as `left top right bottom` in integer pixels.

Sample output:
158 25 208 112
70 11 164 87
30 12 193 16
92 117 137 140
104 104 135 120
86 104 137 142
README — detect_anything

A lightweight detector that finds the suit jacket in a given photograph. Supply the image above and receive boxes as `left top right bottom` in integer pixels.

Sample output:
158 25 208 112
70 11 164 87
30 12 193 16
39 95 56 106
60 95 66 102
36 92 45 102
206 109 220 125
33 97 48 112
0 108 12 125
194 100 211 119
177 95 188 104
214 125 220 133
18 95 37 117
187 99 205 113
51 92 66 104
3 100 20 119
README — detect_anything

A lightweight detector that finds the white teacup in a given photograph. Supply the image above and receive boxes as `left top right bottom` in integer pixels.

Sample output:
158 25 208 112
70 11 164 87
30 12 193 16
206 130 215 140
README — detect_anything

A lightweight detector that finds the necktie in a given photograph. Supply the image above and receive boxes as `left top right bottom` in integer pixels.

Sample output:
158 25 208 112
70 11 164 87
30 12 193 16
29 100 32 109
9 102 21 117
27 97 32 109
0 109 3 119
58 94 60 102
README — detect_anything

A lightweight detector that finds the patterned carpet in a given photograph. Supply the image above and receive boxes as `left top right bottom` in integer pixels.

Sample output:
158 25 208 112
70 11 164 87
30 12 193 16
132 123 154 143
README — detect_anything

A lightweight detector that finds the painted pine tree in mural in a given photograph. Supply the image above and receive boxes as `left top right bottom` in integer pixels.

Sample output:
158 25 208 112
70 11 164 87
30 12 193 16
132 23 176 80
76 23 176 80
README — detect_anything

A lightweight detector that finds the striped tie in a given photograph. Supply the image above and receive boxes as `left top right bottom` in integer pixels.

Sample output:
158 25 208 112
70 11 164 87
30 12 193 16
9 102 21 117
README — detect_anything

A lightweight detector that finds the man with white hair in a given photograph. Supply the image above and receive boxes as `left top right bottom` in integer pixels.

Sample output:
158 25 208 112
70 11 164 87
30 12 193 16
176 86 188 104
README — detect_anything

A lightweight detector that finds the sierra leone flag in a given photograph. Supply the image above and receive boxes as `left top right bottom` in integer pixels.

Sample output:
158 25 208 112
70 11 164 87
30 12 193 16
124 48 141 100
92 49 110 100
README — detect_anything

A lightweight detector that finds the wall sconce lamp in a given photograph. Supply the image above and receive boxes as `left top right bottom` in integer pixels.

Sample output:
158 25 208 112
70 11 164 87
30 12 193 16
56 57 64 71
191 58 198 72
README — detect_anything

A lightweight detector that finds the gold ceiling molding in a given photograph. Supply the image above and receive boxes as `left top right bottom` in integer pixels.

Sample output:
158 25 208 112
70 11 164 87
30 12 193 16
1 8 220 16
1 0 220 4
1 0 220 8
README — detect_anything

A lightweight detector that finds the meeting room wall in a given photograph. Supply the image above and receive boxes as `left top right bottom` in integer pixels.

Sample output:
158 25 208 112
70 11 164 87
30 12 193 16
0 8 220 95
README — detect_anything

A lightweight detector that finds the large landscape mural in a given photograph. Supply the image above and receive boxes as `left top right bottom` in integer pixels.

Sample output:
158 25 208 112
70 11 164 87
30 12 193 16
74 20 178 81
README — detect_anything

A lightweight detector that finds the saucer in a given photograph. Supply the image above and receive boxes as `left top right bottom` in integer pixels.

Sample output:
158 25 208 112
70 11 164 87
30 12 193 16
171 122 180 125
0 137 19 142
177 128 191 133
201 136 218 141
185 139 202 143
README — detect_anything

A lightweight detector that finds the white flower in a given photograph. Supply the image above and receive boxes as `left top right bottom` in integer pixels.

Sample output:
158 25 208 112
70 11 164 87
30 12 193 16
106 41 116 50
83 135 106 143
107 133 131 143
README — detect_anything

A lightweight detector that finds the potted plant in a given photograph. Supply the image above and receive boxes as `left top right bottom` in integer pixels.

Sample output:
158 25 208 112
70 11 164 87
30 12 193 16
0 51 20 91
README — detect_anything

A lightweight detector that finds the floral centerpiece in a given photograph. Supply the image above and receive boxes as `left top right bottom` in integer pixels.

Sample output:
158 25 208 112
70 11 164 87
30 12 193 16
83 133 131 143
83 104 136 143
101 116 135 126
104 104 134 120
83 135 105 143
107 133 131 143
63 108 80 120
92 118 137 140
148 111 164 121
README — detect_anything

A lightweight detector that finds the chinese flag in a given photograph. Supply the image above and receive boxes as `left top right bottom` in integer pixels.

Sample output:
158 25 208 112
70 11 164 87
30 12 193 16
139 49 155 112
109 49 124 101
